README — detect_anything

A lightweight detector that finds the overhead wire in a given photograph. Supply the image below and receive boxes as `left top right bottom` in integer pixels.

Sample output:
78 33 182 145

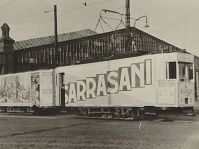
73 0 123 33
46 0 115 33
137 0 199 52
99 20 105 32
95 17 102 32
101 16 122 21
60 14 99 32
74 0 100 11
98 17 114 31
149 16 199 34
154 22 199 47
88 0 113 6
183 0 186 49
74 0 113 6
115 0 147 10
12 0 113 33
70 0 199 52
12 16 53 33
0 0 18 9
11 5 85 33
58 6 85 17
9 0 199 47
74 0 113 10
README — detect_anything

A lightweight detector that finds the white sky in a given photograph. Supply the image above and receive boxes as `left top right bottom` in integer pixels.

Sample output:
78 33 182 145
0 0 199 56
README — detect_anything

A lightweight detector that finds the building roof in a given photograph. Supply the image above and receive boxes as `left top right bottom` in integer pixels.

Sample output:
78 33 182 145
13 29 96 51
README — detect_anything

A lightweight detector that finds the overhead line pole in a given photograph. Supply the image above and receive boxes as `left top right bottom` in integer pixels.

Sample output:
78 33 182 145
125 0 131 28
125 0 131 52
54 5 58 66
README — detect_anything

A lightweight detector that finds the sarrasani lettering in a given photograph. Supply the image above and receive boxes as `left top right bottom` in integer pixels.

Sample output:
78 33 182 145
65 59 152 103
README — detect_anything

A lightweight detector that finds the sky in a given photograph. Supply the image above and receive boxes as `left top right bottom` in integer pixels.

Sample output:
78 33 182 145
0 0 199 56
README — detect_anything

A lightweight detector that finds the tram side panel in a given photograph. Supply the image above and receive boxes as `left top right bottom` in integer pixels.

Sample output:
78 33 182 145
177 53 195 107
155 53 195 108
0 69 55 109
55 55 157 108
154 54 179 107
0 72 32 107
39 70 55 107
55 52 195 110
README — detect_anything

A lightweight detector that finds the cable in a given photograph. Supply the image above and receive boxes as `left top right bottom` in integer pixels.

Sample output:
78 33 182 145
60 15 99 32
0 0 18 9
101 16 122 21
94 8 127 33
156 25 199 47
115 20 123 30
149 16 199 34
11 0 116 34
74 0 87 6
95 17 101 32
11 16 53 33
58 6 85 17
11 6 85 33
88 0 113 6
100 17 114 31
74 0 113 10
99 20 105 32
115 0 147 10
74 0 113 6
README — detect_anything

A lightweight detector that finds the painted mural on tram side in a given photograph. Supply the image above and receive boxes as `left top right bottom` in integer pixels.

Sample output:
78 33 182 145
31 73 40 106
0 74 30 103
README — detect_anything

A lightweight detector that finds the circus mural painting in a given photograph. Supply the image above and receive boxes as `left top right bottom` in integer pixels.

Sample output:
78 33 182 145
0 73 31 103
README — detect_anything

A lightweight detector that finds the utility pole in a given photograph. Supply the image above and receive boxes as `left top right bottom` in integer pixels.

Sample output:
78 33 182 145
125 0 131 28
125 0 131 52
54 5 58 66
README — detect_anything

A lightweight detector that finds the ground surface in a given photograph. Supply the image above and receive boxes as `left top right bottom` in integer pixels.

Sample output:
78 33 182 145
0 114 199 149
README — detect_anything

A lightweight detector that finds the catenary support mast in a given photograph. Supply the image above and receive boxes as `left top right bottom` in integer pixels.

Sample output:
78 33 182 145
125 0 132 52
54 5 58 66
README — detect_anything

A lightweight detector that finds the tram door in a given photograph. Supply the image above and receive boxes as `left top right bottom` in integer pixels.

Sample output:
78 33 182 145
195 71 199 98
59 73 65 110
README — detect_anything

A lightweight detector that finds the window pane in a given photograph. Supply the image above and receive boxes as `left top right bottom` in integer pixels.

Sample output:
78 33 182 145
188 64 193 80
179 63 186 81
169 62 176 79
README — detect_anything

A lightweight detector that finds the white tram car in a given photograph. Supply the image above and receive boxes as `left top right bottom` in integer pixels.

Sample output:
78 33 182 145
55 52 195 117
0 52 195 116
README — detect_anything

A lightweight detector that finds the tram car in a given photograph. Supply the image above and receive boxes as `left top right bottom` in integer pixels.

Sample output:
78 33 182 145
0 52 195 117
55 52 195 117
0 69 55 113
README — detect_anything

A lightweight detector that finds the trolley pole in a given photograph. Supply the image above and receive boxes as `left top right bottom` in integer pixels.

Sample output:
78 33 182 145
54 5 58 66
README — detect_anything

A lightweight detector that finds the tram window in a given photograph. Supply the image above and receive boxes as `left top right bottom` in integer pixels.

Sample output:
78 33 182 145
179 63 186 81
179 62 193 82
188 64 193 80
167 62 176 79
